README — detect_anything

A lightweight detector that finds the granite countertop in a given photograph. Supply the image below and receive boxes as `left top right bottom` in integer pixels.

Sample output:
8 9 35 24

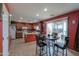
26 32 36 35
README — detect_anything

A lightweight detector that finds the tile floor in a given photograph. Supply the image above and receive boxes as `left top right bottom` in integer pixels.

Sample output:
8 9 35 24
9 39 79 56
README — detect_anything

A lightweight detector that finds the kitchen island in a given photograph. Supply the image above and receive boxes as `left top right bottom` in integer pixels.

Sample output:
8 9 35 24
24 33 36 43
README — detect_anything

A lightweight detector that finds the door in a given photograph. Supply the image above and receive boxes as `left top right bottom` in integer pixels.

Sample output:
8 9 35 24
2 4 9 56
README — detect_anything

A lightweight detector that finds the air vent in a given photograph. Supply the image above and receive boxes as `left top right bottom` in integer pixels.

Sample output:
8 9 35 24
50 14 54 16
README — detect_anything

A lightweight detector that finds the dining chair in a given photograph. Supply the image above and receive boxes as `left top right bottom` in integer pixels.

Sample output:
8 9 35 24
54 37 69 56
35 34 47 56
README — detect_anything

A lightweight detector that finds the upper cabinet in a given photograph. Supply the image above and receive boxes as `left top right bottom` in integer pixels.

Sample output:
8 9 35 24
16 22 23 30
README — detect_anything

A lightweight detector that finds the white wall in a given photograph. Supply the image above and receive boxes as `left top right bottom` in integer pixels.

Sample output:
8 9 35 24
2 4 9 56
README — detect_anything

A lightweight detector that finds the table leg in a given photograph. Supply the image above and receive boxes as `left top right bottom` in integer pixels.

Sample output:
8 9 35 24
53 41 55 56
48 40 51 56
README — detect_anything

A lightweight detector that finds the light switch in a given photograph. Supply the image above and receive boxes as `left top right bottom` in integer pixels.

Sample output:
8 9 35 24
72 20 76 24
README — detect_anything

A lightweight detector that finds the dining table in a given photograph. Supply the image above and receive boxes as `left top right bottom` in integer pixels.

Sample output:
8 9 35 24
46 36 59 56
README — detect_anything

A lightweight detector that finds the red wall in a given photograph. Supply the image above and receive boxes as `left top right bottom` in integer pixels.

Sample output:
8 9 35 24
0 20 2 55
39 10 79 50
68 13 79 50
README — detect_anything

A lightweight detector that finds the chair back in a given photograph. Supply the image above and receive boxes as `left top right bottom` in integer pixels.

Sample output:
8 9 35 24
35 34 41 46
64 37 69 48
48 34 50 37
36 34 46 46
52 33 58 38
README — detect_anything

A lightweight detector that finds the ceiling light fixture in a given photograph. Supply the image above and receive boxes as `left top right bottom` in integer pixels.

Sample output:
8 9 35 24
20 17 23 20
9 14 12 16
36 14 39 17
44 8 47 12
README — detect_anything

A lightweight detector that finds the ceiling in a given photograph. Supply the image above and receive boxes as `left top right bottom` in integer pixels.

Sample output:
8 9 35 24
8 3 79 23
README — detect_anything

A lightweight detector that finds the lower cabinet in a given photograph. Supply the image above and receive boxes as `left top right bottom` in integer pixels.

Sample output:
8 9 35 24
24 34 36 43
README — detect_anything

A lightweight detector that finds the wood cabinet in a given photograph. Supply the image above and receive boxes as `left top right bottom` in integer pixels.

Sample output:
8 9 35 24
16 23 22 29
16 31 22 39
14 22 36 39
15 23 23 39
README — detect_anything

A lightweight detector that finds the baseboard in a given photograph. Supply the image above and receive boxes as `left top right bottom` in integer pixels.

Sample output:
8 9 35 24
0 52 2 56
69 48 79 54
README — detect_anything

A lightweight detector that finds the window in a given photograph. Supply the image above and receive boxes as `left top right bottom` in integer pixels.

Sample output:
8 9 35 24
46 23 53 35
46 18 68 39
